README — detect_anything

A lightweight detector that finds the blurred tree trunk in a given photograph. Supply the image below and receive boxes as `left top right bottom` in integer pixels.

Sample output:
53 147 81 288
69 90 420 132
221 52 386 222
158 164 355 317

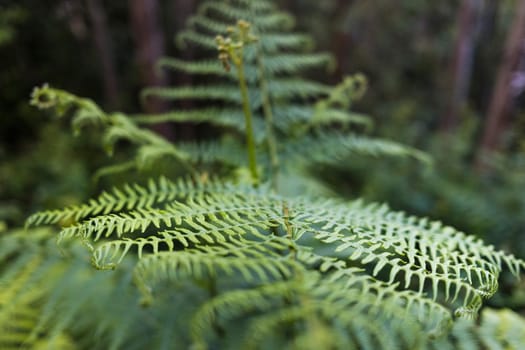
471 0 499 112
277 0 296 13
86 0 120 109
441 0 483 131
171 0 195 32
477 0 525 167
332 0 353 80
129 0 173 139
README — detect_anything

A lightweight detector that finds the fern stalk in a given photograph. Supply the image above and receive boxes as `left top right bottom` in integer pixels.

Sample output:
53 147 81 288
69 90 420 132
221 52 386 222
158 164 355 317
257 54 280 190
248 1 280 190
237 56 259 185
216 20 260 185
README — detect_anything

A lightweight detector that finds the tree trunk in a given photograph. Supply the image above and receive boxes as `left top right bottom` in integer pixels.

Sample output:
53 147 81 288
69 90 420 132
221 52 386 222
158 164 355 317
171 0 195 32
86 0 120 109
477 0 525 167
129 0 173 138
441 0 483 131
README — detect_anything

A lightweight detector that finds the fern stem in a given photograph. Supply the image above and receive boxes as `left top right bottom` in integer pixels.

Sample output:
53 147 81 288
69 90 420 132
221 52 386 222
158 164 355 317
282 202 297 260
237 56 259 185
257 53 280 191
247 3 279 190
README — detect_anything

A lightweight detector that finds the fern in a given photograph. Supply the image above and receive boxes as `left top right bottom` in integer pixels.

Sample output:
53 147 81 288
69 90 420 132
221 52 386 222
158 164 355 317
137 0 426 182
25 175 525 348
11 0 525 349
30 0 426 186
0 228 79 349
0 226 211 349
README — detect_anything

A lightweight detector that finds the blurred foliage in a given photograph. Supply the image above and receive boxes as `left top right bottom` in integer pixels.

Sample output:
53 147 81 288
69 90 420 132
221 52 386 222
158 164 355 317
282 0 523 146
0 5 26 46
0 120 98 228
0 0 166 227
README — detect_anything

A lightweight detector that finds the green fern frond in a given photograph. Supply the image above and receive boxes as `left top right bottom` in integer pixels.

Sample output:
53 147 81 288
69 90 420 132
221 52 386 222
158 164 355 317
132 108 267 142
477 308 525 349
156 58 227 76
197 1 275 21
29 180 524 337
30 84 107 135
263 53 334 75
133 237 298 304
177 139 250 167
189 277 303 347
298 197 524 313
237 269 430 350
0 228 78 349
31 1 412 186
188 9 294 34
282 131 431 165
148 0 336 169
56 191 279 243
30 85 199 179
26 176 238 228
142 85 245 103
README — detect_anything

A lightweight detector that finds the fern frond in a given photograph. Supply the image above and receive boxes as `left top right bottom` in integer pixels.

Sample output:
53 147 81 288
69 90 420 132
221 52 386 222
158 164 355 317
133 237 298 305
190 278 303 347
0 228 80 349
90 211 280 269
25 171 525 349
26 176 236 227
297 197 524 314
31 179 525 319
263 53 334 75
157 58 227 76
57 191 279 243
477 308 525 349
283 131 431 165
132 108 267 142
30 85 199 179
142 85 245 103
177 139 251 167
30 84 107 134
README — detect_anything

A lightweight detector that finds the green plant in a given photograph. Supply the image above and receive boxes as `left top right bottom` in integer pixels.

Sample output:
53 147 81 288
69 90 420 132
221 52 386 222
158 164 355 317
137 0 427 189
3 0 525 349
